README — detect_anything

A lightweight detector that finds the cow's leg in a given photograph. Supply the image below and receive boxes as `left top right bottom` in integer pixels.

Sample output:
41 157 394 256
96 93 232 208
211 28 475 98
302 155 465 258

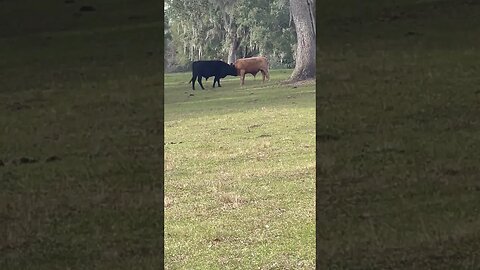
240 70 246 86
197 76 205 90
212 76 219 88
261 70 266 83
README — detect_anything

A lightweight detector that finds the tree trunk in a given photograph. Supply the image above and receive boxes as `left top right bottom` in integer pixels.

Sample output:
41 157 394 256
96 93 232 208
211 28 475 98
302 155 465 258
289 0 316 81
227 29 240 64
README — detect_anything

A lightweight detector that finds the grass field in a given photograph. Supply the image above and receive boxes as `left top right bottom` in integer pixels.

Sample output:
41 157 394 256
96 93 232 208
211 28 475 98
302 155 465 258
1 1 163 269
318 0 480 268
164 72 315 269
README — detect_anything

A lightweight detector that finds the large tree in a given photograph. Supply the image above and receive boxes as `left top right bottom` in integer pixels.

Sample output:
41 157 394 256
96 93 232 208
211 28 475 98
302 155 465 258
289 0 315 81
215 0 240 63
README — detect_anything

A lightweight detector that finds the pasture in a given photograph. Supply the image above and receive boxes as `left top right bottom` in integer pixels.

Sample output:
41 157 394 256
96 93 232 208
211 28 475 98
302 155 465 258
318 0 480 268
1 0 163 268
164 71 315 269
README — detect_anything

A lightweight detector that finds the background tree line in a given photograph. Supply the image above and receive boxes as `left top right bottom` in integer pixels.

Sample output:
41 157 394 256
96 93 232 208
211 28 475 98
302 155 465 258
164 0 297 73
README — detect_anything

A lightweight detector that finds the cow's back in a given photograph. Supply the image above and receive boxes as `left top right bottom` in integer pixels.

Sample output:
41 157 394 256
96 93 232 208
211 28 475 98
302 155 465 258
234 56 269 73
193 60 225 76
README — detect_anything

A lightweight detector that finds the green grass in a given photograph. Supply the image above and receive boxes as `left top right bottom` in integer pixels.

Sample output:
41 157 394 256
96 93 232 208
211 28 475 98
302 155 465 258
164 71 315 269
0 0 161 38
0 1 162 269
318 0 480 268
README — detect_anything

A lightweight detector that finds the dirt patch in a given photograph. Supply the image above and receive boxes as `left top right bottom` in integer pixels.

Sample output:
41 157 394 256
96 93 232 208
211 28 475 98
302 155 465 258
280 78 316 87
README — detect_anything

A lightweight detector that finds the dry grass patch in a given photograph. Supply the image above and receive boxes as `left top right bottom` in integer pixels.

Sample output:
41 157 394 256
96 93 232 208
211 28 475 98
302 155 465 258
219 192 247 209
164 196 174 208
164 157 176 172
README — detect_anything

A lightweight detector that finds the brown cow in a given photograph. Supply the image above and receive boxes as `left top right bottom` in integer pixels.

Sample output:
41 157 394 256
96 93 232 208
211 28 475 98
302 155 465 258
234 56 270 86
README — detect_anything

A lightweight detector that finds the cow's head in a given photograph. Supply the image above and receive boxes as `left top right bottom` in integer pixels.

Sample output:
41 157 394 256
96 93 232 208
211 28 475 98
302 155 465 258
227 63 238 76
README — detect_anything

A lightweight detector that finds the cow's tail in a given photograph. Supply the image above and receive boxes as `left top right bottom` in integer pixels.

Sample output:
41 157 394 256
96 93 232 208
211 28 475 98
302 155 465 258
265 57 270 81
189 62 195 84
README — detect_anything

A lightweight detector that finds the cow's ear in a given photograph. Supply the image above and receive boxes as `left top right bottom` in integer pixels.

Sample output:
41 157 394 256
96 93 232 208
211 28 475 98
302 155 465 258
230 63 234 66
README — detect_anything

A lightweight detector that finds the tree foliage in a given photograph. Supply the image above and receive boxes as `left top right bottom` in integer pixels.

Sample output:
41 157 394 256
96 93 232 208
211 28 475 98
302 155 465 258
165 0 296 72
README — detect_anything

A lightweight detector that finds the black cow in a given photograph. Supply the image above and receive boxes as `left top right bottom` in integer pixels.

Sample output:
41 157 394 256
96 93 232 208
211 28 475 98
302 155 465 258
189 60 238 90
